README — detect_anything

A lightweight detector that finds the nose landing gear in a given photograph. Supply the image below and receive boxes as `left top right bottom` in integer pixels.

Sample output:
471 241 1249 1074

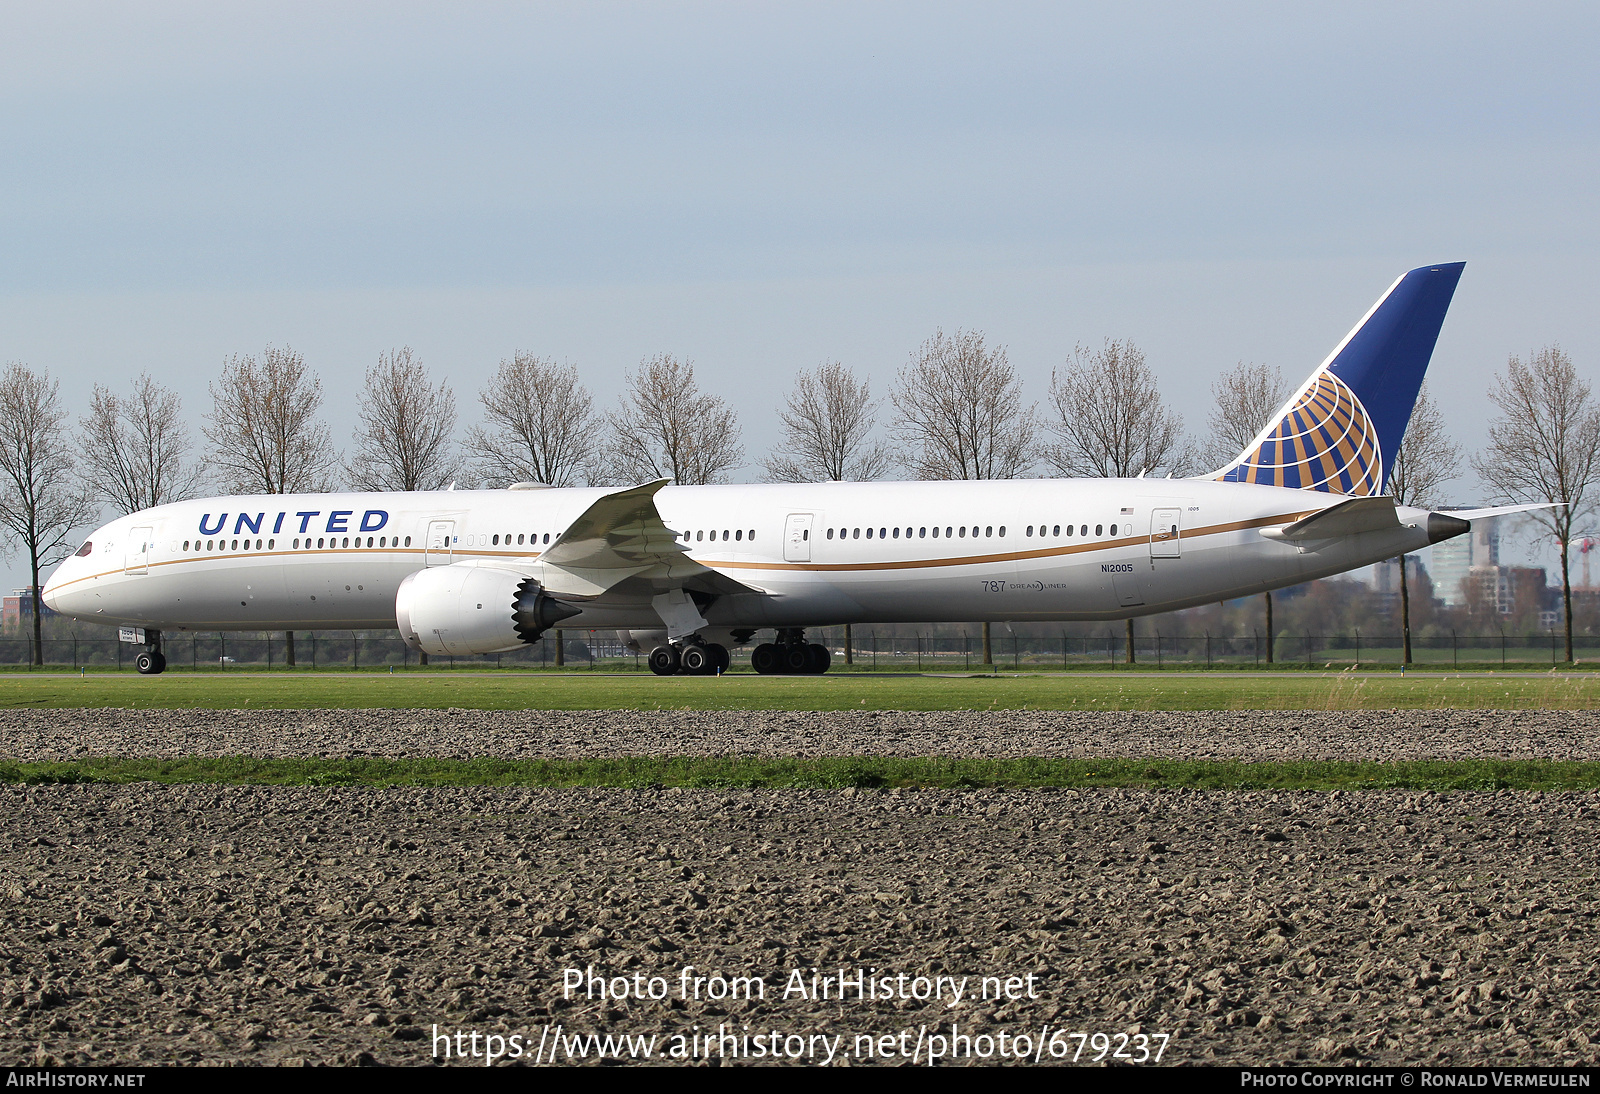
134 630 167 675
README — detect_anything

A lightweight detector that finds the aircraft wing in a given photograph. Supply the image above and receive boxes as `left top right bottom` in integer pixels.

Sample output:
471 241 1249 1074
529 479 760 599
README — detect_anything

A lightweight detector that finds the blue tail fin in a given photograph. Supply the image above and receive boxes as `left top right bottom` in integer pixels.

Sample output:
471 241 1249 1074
1215 262 1465 495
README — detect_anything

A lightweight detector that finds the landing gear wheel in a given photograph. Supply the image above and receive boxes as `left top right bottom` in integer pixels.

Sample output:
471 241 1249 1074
806 643 831 674
751 643 780 675
783 645 812 674
680 644 714 675
648 645 680 676
707 643 731 674
135 651 166 675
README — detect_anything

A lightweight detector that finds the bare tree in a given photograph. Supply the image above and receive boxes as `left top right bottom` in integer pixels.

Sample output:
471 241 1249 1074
1386 383 1462 664
205 345 335 665
892 329 1036 482
607 354 743 486
763 361 890 483
893 329 1035 662
77 374 202 515
205 345 336 494
1047 339 1187 663
1472 345 1600 662
464 354 597 488
1199 361 1287 472
1047 339 1186 478
347 347 460 492
0 364 98 664
1201 360 1288 659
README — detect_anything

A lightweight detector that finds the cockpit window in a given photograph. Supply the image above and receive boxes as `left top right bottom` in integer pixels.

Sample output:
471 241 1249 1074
75 541 92 557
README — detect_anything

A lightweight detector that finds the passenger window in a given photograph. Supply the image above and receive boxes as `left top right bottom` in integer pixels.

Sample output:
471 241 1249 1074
723 530 729 541
892 527 899 538
919 527 926 538
931 527 939 538
998 526 1005 537
405 536 412 546
1026 526 1033 537
696 531 703 541
748 530 755 540
958 527 966 538
827 528 834 539
1095 525 1103 536
1080 525 1088 536
543 534 550 544
879 527 886 539
867 527 874 539
736 529 743 541
945 527 953 538
853 528 860 539
985 526 993 537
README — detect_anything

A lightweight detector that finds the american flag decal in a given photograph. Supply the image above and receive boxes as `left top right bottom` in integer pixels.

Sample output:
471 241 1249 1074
1216 371 1384 496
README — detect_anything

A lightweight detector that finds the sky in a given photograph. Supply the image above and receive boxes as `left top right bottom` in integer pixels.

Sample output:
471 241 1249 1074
3 2 1597 591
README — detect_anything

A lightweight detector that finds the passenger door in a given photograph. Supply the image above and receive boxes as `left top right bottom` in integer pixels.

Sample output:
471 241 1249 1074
425 520 455 567
124 527 153 575
783 514 814 563
1150 508 1182 559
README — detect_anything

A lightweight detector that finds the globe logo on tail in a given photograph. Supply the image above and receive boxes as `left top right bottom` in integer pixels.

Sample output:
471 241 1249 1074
1217 371 1384 496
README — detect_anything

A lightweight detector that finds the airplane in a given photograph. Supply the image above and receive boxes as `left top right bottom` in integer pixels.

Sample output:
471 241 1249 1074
43 261 1525 676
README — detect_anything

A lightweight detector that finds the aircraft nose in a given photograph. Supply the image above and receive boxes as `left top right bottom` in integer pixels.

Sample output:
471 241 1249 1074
42 565 72 613
43 536 97 615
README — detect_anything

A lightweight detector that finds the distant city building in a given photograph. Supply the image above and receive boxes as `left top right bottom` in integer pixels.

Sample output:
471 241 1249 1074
2 588 55 627
1370 555 1427 611
1431 514 1499 607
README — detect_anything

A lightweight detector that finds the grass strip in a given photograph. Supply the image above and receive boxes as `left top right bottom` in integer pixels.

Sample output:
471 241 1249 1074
4 757 1600 792
4 673 1600 710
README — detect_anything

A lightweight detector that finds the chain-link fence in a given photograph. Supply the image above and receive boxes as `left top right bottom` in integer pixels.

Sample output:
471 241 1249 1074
823 629 1597 670
0 629 1594 670
0 632 641 671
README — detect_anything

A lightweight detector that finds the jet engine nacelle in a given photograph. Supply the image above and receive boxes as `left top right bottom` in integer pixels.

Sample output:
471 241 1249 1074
396 564 580 656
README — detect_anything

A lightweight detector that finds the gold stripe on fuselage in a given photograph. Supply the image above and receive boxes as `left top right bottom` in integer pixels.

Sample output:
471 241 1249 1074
49 508 1317 593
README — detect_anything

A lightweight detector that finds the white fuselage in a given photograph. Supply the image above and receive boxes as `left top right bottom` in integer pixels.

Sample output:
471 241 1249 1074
43 479 1434 636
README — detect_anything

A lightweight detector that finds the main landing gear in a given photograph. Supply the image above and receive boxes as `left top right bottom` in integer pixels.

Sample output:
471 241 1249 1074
751 628 830 675
134 629 167 675
648 639 732 677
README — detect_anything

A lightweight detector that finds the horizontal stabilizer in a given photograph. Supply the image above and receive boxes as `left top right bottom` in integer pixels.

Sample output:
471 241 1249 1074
1266 495 1400 541
1446 502 1565 521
